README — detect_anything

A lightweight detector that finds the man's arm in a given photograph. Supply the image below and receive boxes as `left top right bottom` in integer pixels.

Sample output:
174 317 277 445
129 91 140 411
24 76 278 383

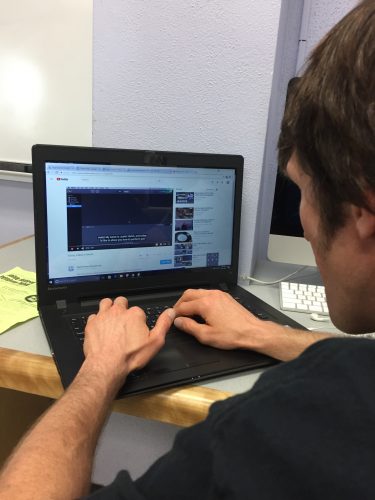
173 289 332 361
0 297 175 500
0 363 119 500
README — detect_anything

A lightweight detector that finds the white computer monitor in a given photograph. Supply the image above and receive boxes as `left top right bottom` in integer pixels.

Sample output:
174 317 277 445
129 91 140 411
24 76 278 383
267 171 316 267
268 235 316 267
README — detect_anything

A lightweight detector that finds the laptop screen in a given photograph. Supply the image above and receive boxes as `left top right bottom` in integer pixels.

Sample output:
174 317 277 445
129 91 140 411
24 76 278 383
44 162 236 285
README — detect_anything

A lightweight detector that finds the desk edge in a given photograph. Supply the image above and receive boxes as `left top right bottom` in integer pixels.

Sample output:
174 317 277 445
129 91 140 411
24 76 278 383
0 234 34 250
0 347 232 427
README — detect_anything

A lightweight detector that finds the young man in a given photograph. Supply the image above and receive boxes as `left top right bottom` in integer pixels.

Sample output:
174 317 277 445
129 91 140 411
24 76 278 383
0 1 374 498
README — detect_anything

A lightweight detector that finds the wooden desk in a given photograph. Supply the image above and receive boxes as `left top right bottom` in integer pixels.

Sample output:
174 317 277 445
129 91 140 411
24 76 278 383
0 236 232 428
0 346 231 427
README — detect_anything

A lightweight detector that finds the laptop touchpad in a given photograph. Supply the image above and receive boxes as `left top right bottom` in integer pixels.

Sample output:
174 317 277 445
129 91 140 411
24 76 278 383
146 343 220 374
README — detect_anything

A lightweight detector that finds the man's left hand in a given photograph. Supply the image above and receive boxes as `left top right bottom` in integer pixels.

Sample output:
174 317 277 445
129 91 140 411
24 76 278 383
83 296 175 383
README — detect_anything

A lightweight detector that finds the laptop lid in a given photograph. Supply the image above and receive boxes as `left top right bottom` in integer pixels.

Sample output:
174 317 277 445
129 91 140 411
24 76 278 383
32 145 244 305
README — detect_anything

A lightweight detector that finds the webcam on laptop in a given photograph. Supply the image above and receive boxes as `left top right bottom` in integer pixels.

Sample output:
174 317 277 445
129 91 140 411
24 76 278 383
144 151 166 166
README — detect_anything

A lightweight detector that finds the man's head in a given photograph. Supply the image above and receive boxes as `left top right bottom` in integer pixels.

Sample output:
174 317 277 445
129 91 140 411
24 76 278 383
278 0 375 333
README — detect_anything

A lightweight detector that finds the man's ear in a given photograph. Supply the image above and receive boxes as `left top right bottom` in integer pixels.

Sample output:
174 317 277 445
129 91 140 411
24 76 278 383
352 191 375 240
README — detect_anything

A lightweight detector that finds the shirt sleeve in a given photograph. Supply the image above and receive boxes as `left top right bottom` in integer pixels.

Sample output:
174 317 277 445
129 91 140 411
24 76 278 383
83 470 145 499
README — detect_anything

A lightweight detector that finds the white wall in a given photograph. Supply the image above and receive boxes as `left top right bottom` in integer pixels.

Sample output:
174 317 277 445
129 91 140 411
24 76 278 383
92 0 283 278
0 0 92 163
0 177 33 245
0 0 92 246
297 0 358 71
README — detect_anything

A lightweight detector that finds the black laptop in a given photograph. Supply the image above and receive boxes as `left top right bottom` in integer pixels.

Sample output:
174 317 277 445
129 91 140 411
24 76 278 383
32 144 304 397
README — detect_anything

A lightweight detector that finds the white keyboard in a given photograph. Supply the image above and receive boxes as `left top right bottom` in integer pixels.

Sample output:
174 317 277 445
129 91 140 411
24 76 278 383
279 282 329 315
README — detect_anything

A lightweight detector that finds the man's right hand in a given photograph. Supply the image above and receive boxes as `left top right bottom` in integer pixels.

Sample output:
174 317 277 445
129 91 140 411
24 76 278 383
173 289 332 361
173 289 268 351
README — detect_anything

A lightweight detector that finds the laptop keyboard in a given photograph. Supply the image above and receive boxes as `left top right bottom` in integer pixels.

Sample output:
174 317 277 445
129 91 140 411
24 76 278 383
144 305 171 328
67 298 270 343
69 315 90 342
234 296 270 321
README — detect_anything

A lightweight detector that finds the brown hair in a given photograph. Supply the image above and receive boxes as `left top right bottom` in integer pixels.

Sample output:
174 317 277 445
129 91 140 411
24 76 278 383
278 0 375 238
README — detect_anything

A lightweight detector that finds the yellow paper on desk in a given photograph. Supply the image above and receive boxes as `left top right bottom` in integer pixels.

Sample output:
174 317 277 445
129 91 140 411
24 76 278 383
0 267 38 334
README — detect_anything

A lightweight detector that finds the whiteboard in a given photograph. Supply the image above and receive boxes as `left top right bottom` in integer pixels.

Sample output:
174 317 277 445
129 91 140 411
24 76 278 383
0 0 92 163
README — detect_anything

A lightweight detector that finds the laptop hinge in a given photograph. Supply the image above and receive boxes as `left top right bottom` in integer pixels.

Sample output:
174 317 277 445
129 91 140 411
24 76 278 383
218 282 229 292
56 299 67 310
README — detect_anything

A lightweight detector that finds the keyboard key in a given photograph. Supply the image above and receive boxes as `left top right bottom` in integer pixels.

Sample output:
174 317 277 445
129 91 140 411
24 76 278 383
309 305 323 312
282 302 297 310
296 304 308 311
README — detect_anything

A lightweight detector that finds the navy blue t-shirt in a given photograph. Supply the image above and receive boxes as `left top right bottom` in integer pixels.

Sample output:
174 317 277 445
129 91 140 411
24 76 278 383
87 337 375 499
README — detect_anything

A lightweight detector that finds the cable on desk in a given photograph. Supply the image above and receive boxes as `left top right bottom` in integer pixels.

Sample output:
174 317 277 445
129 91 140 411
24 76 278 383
240 266 308 286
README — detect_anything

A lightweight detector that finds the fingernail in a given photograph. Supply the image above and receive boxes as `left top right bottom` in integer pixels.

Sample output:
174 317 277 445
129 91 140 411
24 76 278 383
174 317 182 328
166 308 176 321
